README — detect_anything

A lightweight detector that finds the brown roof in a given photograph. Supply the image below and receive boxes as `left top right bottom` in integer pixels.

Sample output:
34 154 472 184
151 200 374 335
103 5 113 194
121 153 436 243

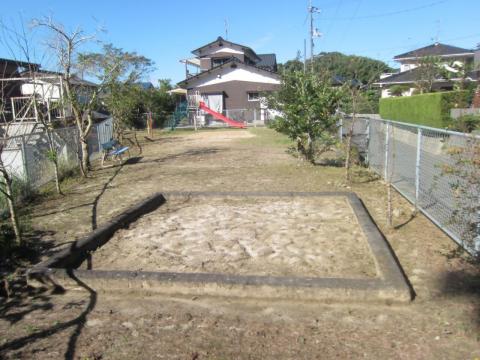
192 36 261 62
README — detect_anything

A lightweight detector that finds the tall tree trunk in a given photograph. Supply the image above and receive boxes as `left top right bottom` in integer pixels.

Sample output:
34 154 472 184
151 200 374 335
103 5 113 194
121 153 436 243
45 127 62 194
306 132 315 164
3 174 22 246
345 117 355 182
387 182 393 228
80 138 89 177
53 159 62 194
345 94 357 182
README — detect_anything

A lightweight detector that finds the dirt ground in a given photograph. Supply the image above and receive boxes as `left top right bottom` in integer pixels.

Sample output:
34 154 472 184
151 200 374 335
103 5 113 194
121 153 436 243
92 195 376 278
1 128 480 359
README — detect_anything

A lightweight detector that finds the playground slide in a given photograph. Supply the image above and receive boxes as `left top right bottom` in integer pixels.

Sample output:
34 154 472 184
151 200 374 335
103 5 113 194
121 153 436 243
198 101 246 128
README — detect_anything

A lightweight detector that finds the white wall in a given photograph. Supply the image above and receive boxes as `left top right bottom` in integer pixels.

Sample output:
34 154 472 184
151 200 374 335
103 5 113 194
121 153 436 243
190 66 280 88
1 149 26 180
21 81 61 101
381 88 392 98
201 45 244 57
381 87 416 98
400 63 418 72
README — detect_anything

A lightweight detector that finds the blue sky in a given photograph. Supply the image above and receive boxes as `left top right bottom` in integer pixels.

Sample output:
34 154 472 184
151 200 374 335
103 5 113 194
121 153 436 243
1 0 479 84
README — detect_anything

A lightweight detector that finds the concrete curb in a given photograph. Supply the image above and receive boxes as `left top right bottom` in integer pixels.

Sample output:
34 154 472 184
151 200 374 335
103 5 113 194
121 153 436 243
29 191 413 304
30 192 166 270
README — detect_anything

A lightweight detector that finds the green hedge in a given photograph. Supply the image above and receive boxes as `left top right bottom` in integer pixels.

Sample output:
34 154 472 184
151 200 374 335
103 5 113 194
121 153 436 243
379 91 469 128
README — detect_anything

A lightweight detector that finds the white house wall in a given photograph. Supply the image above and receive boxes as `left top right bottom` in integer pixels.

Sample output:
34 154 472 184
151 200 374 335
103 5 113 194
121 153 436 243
201 45 244 57
21 81 61 100
190 67 280 88
2 149 26 180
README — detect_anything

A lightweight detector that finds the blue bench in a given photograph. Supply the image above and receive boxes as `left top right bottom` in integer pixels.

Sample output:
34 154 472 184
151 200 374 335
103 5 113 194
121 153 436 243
101 140 130 167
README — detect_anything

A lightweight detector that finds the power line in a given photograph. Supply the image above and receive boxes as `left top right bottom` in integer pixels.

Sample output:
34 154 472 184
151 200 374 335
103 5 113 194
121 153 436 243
321 0 448 21
345 32 480 56
337 0 363 47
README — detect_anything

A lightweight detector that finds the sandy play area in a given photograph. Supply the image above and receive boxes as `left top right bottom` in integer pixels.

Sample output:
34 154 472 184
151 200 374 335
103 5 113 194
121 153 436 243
92 194 377 278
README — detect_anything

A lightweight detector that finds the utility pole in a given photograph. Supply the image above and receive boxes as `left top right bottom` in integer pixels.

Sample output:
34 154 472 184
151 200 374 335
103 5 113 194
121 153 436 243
304 38 307 73
224 19 228 40
308 0 322 72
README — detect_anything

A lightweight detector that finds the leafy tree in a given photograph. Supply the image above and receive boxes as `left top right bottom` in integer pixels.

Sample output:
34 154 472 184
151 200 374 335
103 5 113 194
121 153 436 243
147 80 175 113
269 71 344 163
311 52 393 84
414 56 443 94
78 44 153 138
278 59 304 75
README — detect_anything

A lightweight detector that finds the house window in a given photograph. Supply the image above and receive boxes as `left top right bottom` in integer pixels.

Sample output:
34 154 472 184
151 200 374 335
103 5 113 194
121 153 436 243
212 57 230 67
247 92 260 101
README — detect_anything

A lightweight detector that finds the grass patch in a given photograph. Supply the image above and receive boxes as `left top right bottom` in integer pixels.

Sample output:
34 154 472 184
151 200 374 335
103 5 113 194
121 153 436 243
243 128 294 148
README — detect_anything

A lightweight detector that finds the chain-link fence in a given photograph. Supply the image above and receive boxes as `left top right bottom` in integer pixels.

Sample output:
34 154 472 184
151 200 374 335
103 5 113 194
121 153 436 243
341 116 480 254
159 108 273 129
1 117 113 191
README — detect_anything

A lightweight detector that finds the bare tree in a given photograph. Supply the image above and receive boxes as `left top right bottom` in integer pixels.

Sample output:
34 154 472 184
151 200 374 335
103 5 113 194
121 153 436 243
0 63 22 245
1 20 64 194
33 17 102 177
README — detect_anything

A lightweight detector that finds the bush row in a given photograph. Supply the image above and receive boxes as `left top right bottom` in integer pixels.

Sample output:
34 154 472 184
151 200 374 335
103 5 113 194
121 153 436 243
379 91 470 128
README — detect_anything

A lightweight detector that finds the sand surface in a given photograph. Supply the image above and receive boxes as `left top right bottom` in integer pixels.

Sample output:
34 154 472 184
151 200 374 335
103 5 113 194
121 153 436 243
92 195 376 278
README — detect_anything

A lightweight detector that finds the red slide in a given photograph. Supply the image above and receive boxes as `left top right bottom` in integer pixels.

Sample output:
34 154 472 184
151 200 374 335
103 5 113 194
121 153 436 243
198 101 246 128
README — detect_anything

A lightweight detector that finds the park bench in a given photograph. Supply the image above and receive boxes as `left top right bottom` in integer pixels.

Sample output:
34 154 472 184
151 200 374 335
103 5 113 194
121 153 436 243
101 139 130 167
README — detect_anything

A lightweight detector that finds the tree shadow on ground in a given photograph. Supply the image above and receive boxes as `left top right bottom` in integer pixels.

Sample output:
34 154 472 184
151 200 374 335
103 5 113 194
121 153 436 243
138 148 222 165
142 136 181 144
438 257 480 328
394 213 417 230
91 162 125 231
0 271 97 360
1 230 57 282
31 202 93 218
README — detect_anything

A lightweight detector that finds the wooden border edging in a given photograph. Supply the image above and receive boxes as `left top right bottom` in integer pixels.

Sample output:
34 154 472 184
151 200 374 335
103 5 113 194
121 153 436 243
30 193 166 270
28 191 413 304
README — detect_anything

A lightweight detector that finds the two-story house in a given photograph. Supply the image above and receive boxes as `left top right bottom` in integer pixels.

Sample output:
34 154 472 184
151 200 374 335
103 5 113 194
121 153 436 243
375 43 479 98
177 37 280 124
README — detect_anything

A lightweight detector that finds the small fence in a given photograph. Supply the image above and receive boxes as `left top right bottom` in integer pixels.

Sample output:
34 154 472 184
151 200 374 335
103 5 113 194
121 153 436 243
1 117 113 191
161 108 274 129
340 116 480 254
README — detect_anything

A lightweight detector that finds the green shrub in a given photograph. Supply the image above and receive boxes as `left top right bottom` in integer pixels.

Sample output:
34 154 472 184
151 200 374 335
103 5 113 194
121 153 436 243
379 91 469 128
449 114 480 133
388 85 410 97
0 223 16 255
0 176 33 212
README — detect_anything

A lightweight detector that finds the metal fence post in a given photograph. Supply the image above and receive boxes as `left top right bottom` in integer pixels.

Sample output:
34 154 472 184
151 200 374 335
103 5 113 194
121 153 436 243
415 128 422 207
97 122 102 151
384 121 390 180
365 118 370 164
20 135 30 183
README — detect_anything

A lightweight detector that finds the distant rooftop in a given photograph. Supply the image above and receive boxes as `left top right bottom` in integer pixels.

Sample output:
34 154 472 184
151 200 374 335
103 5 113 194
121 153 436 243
394 43 474 60
256 54 277 72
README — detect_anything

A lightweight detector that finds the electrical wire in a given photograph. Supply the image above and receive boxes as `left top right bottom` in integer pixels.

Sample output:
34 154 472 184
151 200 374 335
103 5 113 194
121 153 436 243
321 0 448 21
